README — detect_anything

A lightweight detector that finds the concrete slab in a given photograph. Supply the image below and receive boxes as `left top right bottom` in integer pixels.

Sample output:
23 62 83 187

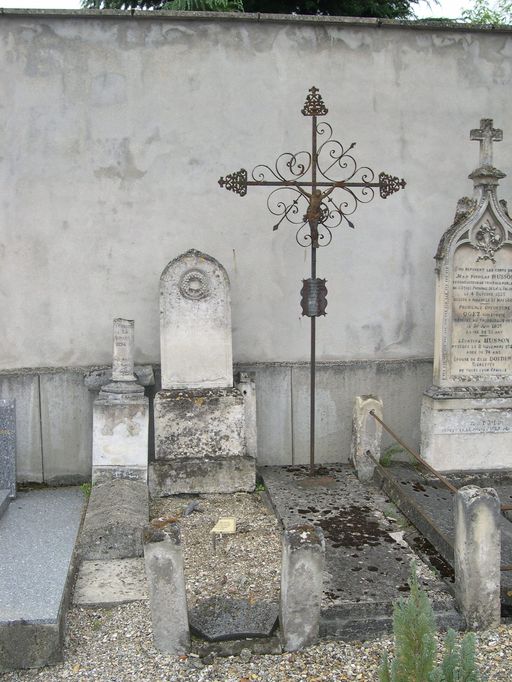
260 464 461 640
73 558 148 607
40 372 93 485
375 463 512 607
189 597 279 641
0 487 84 671
0 373 42 482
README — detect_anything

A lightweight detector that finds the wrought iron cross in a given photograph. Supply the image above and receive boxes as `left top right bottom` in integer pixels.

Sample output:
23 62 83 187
219 87 406 476
470 118 503 167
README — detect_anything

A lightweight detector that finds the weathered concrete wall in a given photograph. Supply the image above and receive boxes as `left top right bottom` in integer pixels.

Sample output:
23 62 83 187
2 12 512 479
1 359 431 481
2 11 512 372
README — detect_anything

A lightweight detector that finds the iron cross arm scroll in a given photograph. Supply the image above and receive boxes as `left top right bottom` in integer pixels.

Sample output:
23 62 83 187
219 86 406 250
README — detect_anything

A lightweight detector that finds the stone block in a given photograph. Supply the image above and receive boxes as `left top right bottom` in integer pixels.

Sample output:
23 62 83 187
0 400 16 498
73 558 147 607
79 479 148 560
149 456 256 496
454 485 501 630
40 372 93 484
280 523 325 652
0 373 42 482
421 391 512 471
350 395 382 482
143 523 190 654
154 388 245 461
92 393 149 484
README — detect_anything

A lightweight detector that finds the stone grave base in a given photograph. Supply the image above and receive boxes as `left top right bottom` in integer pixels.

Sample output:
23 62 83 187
421 390 512 471
149 456 255 496
92 393 148 484
153 387 254 494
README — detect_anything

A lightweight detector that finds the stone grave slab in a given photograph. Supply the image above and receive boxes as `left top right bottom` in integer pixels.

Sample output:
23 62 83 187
73 558 148 607
0 487 83 671
79 479 149 560
0 399 16 502
260 464 462 640
189 596 279 642
374 462 512 607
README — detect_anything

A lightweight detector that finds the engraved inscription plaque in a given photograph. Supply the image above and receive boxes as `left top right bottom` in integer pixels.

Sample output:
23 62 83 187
449 243 512 383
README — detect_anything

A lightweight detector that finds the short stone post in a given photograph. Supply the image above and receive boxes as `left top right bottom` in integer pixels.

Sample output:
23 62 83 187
280 523 325 651
92 318 149 484
0 399 16 500
350 395 383 482
454 485 501 630
235 371 257 460
143 523 190 654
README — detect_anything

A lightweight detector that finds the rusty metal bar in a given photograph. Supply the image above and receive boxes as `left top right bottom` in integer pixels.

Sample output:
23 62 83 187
369 410 459 495
501 564 512 571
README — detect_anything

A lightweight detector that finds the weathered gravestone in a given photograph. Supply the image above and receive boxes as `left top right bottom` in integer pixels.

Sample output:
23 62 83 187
0 399 16 513
421 119 512 470
92 318 149 483
150 250 256 495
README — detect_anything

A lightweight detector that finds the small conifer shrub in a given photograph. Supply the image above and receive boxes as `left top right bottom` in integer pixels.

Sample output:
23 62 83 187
380 565 484 682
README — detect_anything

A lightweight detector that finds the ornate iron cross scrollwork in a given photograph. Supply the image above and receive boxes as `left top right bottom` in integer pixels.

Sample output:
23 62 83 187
219 87 407 477
219 86 406 251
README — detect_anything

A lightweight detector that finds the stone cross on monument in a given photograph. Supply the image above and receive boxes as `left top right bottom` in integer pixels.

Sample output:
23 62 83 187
470 119 503 168
219 86 406 477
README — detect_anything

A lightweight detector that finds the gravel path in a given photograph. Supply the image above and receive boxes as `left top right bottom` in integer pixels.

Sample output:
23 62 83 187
4 490 512 680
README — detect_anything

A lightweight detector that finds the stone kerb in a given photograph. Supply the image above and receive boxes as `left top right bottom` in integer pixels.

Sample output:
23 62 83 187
454 485 501 630
350 395 383 483
280 523 325 652
0 399 16 501
143 522 190 654
159 249 233 390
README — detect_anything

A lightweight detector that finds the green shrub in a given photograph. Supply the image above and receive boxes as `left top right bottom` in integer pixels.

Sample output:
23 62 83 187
380 565 484 682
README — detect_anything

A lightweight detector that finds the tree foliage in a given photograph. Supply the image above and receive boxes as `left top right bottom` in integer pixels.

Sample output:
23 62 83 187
81 0 418 18
461 0 512 24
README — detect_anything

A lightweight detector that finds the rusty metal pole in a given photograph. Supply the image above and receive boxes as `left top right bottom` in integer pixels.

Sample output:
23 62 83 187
309 112 318 477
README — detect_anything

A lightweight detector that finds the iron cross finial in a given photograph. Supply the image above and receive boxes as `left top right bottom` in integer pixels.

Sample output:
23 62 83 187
470 119 503 168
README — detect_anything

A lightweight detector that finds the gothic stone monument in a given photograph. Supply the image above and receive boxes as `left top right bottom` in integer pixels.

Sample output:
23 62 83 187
149 250 256 495
421 119 512 471
92 318 149 483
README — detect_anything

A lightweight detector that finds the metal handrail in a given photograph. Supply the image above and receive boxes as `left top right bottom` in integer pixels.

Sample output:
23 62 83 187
368 410 512 572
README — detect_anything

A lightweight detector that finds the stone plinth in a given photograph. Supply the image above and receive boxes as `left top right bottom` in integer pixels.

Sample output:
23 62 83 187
92 393 149 484
421 387 512 471
421 118 512 471
160 250 233 390
151 387 255 495
350 395 382 482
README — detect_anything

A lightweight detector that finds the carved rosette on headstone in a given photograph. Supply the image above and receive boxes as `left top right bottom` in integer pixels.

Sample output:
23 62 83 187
150 250 256 496
92 319 149 484
421 119 512 471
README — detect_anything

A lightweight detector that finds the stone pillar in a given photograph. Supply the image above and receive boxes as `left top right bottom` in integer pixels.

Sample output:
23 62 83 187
235 372 257 460
350 395 383 483
143 523 190 654
280 523 325 651
454 485 501 630
92 319 149 484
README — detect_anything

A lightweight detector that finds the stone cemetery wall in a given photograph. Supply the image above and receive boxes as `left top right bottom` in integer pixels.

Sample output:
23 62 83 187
1 11 512 479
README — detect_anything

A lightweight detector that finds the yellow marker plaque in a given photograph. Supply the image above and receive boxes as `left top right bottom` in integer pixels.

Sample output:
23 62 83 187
210 517 236 534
